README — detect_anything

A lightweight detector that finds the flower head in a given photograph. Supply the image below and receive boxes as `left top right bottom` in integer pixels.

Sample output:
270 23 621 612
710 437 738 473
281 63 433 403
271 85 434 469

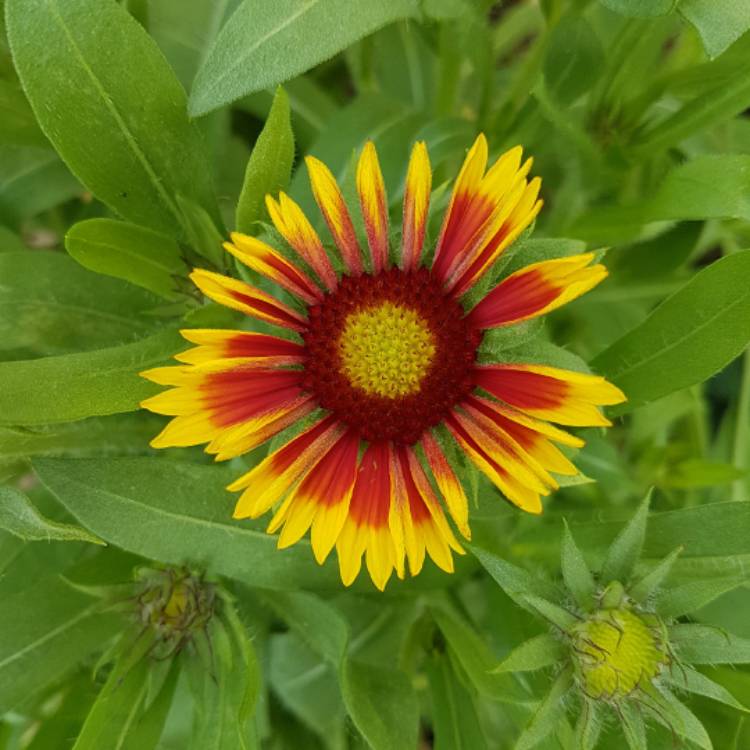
491 496 750 748
141 135 624 589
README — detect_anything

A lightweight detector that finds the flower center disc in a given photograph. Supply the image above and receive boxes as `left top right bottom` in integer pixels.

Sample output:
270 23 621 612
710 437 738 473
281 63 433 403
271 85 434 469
339 303 436 397
303 268 481 444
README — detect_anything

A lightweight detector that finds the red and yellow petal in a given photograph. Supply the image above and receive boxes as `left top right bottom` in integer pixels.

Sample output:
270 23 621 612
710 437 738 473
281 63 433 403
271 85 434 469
468 253 607 329
431 134 490 280
419 431 470 539
450 176 543 296
267 430 360 562
189 268 307 332
336 442 402 590
265 192 338 291
230 415 342 519
445 411 545 514
225 232 323 304
393 446 463 577
140 365 307 450
305 155 364 276
475 364 626 427
356 141 389 273
174 329 304 366
400 141 431 271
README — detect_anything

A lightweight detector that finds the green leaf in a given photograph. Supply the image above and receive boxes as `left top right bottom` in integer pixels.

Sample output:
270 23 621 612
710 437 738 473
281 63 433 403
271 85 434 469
670 624 750 664
236 87 294 233
664 665 749 713
543 15 604 107
34 457 345 591
72 654 151 750
429 603 530 704
573 701 601 750
66 219 187 300
600 493 650 584
632 44 750 155
679 0 750 58
189 0 419 116
0 329 182 426
592 251 750 410
561 522 597 611
0 144 80 227
649 687 712 750
427 654 488 750
0 576 121 711
514 668 572 750
187 612 257 750
629 546 683 603
660 459 745 489
0 485 103 545
492 633 564 674
620 702 647 750
598 0 676 17
657 577 748 619
6 0 221 238
0 226 25 253
0 251 164 356
519 595 578 631
468 543 562 608
264 591 419 750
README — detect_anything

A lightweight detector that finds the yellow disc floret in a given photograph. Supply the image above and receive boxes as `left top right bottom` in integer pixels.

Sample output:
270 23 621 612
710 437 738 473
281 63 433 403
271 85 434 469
338 302 436 397
570 608 668 700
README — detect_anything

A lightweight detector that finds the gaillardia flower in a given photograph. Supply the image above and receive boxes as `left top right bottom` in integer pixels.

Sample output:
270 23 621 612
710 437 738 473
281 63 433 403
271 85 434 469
141 135 624 589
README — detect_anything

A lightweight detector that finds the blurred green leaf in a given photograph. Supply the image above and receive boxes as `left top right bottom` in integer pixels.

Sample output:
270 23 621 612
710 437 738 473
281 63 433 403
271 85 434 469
66 219 187 300
593 251 750 410
543 15 604 107
598 0 676 17
0 144 80 227
189 0 419 116
0 251 164 355
0 485 103 544
0 328 182 426
679 0 750 58
264 591 419 750
427 653 488 750
6 0 221 237
0 576 121 711
236 87 294 233
0 226 25 252
660 459 745 489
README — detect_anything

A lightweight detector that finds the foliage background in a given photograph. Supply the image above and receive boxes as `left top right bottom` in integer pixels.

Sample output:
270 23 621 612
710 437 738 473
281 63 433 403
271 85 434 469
1 0 750 748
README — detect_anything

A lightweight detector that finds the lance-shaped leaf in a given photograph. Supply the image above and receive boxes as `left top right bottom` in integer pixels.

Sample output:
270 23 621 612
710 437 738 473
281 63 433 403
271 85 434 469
520 595 578 631
6 0 221 238
620 702 647 750
573 700 601 750
492 633 564 674
427 653 488 750
670 624 750 664
0 485 103 545
561 521 596 610
664 665 749 714
514 668 572 750
600 493 650 584
236 87 295 233
648 687 712 750
629 546 682 603
66 219 187 300
656 577 748 619
189 0 420 116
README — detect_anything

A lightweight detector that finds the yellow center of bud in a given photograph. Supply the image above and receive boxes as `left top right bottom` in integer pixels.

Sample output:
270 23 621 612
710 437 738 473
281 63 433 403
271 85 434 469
338 302 436 397
570 608 667 700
